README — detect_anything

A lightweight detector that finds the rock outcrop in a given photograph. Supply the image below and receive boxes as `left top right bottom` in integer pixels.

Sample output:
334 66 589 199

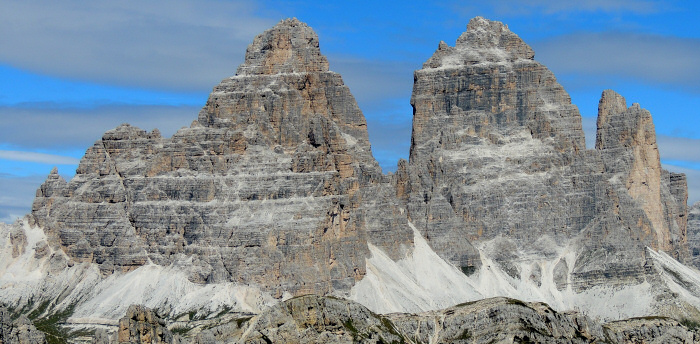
118 305 173 344
604 317 698 344
0 307 47 344
29 18 413 298
116 295 699 344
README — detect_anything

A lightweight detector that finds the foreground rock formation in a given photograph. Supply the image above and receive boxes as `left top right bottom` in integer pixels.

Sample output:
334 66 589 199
0 307 46 344
1 15 699 344
113 295 698 343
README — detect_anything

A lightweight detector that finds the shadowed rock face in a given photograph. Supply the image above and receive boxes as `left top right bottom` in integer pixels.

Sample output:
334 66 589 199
30 18 414 298
402 16 688 289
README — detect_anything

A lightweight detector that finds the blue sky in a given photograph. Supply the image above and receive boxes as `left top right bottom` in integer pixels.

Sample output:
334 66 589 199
1 0 700 222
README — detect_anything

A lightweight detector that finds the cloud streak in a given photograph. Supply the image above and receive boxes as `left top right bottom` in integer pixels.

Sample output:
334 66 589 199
0 174 47 223
476 0 666 16
0 104 201 150
0 0 275 92
533 32 700 93
0 151 79 165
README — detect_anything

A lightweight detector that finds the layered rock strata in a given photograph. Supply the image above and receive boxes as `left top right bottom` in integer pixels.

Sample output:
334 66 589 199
30 18 413 298
401 16 689 290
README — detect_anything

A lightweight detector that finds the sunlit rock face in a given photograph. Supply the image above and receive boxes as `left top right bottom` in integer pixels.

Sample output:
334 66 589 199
29 18 413 298
402 16 688 290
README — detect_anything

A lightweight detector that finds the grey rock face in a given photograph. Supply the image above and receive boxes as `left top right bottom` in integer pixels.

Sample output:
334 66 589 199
30 18 413 298
0 307 47 344
402 16 688 290
118 305 173 344
689 202 700 268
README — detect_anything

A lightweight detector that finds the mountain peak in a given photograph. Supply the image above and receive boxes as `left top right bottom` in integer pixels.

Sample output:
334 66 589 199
422 17 535 70
235 17 329 76
456 16 534 60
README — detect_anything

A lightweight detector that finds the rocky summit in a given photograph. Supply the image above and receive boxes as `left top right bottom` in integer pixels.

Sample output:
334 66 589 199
1 16 700 343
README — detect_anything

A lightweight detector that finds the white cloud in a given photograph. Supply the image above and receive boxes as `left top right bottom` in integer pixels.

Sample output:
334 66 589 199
0 104 200 150
581 116 597 149
329 55 415 103
0 174 47 223
533 32 700 93
0 1 276 91
0 151 79 165
658 135 700 164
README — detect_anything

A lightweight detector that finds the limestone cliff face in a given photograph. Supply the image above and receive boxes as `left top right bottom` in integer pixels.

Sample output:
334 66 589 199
30 18 413 298
403 16 688 289
688 202 700 268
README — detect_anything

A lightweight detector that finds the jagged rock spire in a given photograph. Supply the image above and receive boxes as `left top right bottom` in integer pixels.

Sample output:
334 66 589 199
596 89 656 151
422 16 535 70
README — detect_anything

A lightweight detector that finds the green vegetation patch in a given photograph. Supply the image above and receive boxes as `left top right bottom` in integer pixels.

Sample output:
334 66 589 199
32 303 78 344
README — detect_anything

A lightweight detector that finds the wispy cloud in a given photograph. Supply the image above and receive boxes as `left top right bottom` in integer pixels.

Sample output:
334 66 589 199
533 32 700 93
328 55 415 103
0 1 276 92
0 151 79 165
0 104 200 150
490 0 664 15
0 174 47 223
581 116 597 149
658 135 700 164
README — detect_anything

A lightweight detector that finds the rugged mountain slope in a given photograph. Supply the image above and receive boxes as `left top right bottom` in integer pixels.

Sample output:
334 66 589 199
1 15 700 343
